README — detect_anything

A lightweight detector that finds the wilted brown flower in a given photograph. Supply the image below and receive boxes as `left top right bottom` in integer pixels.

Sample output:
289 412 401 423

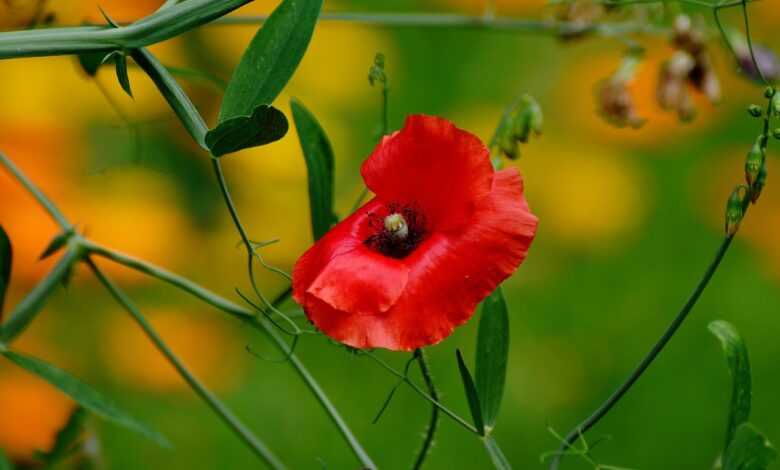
597 77 645 129
657 15 721 121
555 0 606 40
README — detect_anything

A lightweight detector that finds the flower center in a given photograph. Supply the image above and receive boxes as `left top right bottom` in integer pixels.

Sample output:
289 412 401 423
365 204 427 259
383 213 409 240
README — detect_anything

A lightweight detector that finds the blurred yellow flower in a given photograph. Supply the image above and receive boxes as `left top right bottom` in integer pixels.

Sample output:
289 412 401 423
101 309 242 392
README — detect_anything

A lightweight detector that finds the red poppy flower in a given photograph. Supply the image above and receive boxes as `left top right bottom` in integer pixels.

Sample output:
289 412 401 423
292 115 538 351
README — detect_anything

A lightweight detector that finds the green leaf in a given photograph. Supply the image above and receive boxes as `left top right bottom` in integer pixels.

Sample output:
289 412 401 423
724 423 776 470
39 230 73 260
1 350 169 447
709 320 752 449
0 448 11 470
475 286 509 430
0 225 11 318
456 348 485 436
205 105 288 157
77 51 107 77
114 52 133 98
290 98 336 241
484 435 512 470
218 0 323 122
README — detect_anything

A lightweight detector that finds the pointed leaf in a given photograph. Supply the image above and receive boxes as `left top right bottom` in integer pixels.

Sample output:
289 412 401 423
456 348 485 435
1 350 168 447
484 435 512 470
114 53 133 98
724 423 776 470
40 229 73 260
77 51 108 77
205 105 288 157
0 225 11 318
475 286 509 430
218 0 323 122
709 320 752 449
290 98 336 241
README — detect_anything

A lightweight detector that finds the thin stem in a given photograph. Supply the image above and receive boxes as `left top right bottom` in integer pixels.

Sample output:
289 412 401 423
0 248 82 343
550 235 735 470
213 12 662 37
739 0 768 85
364 352 479 435
0 151 70 229
412 349 440 470
0 0 251 59
85 258 286 470
83 240 375 469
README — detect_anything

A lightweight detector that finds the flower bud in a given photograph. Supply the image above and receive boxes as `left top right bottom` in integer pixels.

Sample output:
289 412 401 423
725 186 747 235
748 104 763 117
751 162 767 203
772 93 780 116
773 128 780 140
765 87 776 99
745 141 765 186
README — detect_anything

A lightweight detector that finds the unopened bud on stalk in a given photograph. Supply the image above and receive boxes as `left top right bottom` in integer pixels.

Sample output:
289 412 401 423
773 128 780 140
748 105 763 117
751 162 768 204
745 141 765 186
772 93 780 117
725 186 748 235
765 87 776 99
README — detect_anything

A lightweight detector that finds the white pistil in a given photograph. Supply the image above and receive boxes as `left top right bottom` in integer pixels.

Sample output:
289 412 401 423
384 213 409 240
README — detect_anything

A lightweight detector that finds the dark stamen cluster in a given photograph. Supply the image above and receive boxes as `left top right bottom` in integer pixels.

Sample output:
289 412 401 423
364 203 427 259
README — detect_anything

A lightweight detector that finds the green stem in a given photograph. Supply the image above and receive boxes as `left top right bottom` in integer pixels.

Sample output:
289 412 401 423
85 257 286 470
550 235 735 470
0 0 251 59
0 248 81 343
214 12 662 37
84 241 376 469
0 151 70 229
365 352 479 435
412 349 440 470
130 48 208 148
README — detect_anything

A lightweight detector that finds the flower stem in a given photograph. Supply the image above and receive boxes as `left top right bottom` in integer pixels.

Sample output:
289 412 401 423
365 352 479 435
412 349 440 470
0 151 70 229
85 257 286 470
549 235 735 470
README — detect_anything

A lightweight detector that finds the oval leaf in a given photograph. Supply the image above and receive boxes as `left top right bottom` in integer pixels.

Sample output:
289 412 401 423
218 0 323 122
1 350 169 447
0 225 11 319
724 423 777 470
456 348 485 436
709 320 752 449
290 98 336 241
205 105 289 157
475 286 509 430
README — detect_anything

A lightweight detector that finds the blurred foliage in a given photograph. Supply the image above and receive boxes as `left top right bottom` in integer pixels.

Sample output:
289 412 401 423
1 0 780 469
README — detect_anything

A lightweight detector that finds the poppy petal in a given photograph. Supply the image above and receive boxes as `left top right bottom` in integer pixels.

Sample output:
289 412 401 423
384 168 538 350
307 245 409 315
361 115 494 231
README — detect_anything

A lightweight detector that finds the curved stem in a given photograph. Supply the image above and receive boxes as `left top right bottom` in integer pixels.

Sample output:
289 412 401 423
86 257 286 470
412 349 440 470
550 235 735 470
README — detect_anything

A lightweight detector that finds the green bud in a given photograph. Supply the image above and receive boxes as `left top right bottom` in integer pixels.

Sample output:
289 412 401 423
497 131 519 159
745 142 765 186
748 104 763 117
765 87 776 99
725 186 747 235
751 161 768 203
773 93 780 116
773 128 780 140
368 52 386 87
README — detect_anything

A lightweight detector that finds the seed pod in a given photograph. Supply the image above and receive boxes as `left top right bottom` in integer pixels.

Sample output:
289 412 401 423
751 162 768 203
748 104 763 117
